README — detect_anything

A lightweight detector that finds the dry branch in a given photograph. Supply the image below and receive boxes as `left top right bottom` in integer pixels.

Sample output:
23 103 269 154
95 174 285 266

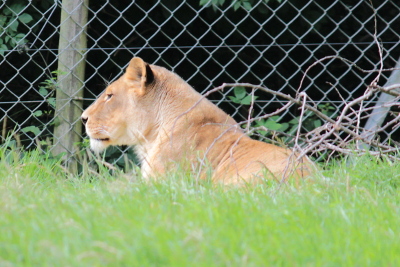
204 75 400 162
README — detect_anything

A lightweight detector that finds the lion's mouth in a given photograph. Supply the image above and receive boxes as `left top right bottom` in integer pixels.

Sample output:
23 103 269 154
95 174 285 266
94 138 110 142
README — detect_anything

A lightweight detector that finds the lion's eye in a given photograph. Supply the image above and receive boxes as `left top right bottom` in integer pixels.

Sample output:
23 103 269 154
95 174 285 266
105 94 113 101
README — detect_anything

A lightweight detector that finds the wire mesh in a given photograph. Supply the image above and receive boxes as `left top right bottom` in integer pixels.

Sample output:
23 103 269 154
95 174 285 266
1 0 400 165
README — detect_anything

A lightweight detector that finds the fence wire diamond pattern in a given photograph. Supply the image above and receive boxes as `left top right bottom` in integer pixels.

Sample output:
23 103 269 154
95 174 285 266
1 0 400 166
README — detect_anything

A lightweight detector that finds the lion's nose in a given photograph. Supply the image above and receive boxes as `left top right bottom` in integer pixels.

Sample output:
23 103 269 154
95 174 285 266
81 116 88 125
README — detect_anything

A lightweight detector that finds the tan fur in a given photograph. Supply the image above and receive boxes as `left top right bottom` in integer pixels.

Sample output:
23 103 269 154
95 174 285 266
81 57 313 184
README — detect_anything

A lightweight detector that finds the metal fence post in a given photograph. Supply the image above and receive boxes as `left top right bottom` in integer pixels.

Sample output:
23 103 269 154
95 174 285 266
52 0 89 171
358 57 400 150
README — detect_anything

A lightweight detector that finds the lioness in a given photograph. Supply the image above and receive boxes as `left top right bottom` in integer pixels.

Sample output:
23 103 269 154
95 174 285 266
81 57 312 184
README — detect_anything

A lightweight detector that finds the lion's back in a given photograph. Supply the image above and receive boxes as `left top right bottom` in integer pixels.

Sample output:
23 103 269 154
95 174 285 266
208 134 312 183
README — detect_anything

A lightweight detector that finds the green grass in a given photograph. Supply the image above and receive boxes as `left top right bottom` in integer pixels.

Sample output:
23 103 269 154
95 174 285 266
1 146 400 266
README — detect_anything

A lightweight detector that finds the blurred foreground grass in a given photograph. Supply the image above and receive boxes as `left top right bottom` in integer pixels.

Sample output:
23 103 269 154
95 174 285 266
0 146 399 266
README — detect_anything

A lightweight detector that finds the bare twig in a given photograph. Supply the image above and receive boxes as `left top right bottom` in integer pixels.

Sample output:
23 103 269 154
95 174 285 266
1 116 7 142
197 76 400 162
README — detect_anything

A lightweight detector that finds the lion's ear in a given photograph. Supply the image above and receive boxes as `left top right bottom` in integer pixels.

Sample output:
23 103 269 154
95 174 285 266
125 57 154 95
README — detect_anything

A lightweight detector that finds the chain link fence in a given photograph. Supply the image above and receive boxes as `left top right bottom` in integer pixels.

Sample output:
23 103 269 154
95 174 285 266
1 0 400 167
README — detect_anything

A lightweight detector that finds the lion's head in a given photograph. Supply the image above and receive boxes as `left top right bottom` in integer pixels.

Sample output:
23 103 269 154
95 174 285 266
81 57 159 153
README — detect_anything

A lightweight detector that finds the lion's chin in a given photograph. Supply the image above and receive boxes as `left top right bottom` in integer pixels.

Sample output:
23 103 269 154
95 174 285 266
90 138 110 153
